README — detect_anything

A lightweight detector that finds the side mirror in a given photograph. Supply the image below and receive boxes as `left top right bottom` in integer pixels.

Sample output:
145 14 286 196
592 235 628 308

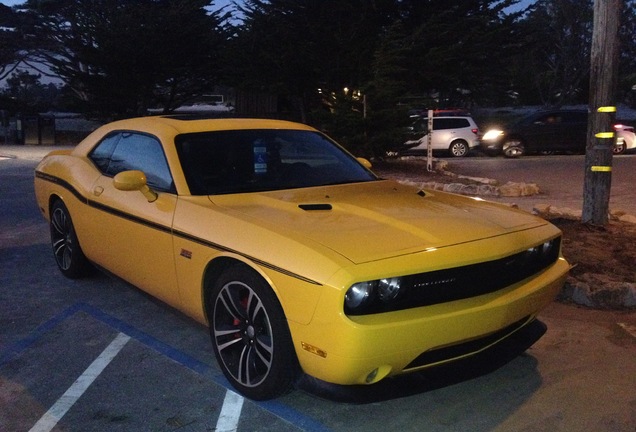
357 157 372 169
113 170 158 202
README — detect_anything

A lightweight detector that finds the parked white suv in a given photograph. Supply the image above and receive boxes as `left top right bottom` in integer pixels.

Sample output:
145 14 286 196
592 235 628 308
614 123 635 154
399 116 480 157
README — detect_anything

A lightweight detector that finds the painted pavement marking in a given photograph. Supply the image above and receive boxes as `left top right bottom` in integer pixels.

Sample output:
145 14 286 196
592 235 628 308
28 333 131 432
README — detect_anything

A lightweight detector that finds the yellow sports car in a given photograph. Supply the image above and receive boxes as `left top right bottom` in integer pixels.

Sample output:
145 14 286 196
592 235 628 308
34 116 569 400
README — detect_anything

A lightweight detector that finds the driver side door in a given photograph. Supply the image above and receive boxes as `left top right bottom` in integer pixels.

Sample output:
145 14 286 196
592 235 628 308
82 131 180 306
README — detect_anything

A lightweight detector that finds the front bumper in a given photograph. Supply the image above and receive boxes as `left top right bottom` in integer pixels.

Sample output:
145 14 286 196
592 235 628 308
480 140 503 154
290 257 569 385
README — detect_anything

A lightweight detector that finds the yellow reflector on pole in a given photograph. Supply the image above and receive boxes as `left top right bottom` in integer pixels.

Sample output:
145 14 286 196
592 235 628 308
595 132 615 139
591 166 612 172
597 106 617 113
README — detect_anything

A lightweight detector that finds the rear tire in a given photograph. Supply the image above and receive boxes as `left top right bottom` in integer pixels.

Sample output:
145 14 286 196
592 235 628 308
208 264 299 400
50 200 90 278
448 140 469 157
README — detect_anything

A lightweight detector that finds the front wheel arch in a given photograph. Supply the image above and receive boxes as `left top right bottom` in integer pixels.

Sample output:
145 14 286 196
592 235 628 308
204 261 299 400
203 257 245 322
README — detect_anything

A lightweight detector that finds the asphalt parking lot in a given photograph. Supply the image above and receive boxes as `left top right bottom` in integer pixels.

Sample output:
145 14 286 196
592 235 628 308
2 151 636 432
2 299 320 432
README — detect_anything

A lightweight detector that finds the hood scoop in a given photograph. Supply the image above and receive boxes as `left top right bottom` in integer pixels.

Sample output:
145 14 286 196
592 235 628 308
298 203 333 211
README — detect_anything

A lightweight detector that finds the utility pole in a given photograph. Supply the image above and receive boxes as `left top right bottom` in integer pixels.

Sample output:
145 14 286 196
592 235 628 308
582 0 621 225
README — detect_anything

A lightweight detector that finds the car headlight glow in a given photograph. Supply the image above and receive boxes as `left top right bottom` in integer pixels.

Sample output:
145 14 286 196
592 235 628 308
482 129 504 141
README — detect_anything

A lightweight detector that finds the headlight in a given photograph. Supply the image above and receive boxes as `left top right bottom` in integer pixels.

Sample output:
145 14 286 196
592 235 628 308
542 240 554 256
377 278 403 302
523 238 560 267
482 129 504 141
345 277 405 314
345 282 375 310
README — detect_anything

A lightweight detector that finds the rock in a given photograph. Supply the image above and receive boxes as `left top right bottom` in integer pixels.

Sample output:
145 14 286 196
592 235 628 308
499 181 540 197
561 274 636 309
551 206 582 219
618 214 636 224
532 205 581 220
533 204 552 217
477 184 500 196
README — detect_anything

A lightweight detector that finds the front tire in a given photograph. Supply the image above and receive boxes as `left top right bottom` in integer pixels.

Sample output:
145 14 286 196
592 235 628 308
208 264 298 400
613 143 626 155
503 139 525 158
50 200 90 278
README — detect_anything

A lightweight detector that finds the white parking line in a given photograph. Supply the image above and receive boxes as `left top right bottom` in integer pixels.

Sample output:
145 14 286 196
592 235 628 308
215 389 245 432
28 333 131 432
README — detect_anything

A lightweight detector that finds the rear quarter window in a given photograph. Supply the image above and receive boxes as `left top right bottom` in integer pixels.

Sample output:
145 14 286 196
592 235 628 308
433 118 470 129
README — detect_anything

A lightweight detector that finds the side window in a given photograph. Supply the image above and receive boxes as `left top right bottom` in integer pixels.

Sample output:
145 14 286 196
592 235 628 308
537 114 561 124
432 118 469 130
89 132 174 192
433 118 457 130
90 133 120 172
447 118 469 128
432 118 447 130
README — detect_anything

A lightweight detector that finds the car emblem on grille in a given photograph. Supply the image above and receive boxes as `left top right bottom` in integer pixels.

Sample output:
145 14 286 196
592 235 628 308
413 277 457 289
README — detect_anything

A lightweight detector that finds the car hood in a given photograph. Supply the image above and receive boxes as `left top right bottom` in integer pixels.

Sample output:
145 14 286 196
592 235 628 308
209 180 547 264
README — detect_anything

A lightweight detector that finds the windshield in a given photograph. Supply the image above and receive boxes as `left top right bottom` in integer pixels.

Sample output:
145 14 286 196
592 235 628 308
176 129 377 195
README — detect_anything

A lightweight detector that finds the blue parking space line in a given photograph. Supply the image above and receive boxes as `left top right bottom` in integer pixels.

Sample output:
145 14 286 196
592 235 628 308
259 400 334 432
78 303 215 377
0 302 85 367
1 302 333 432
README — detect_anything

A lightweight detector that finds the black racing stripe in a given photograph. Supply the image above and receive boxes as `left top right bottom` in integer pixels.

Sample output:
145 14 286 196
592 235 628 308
35 171 87 204
36 171 322 286
86 199 172 235
172 229 322 285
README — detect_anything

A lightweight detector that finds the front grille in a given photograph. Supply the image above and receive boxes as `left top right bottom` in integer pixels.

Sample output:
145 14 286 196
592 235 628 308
347 236 560 315
404 316 532 369
404 236 560 306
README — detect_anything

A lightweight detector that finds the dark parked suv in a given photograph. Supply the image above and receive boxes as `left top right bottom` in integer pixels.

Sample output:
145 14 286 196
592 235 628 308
480 109 587 157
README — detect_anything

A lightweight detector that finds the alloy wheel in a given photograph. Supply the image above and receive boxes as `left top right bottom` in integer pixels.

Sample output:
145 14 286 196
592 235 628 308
51 206 74 271
213 280 274 388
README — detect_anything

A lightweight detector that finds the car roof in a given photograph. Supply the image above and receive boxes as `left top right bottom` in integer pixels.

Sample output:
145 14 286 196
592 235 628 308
414 115 474 120
101 116 317 135
73 116 320 159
